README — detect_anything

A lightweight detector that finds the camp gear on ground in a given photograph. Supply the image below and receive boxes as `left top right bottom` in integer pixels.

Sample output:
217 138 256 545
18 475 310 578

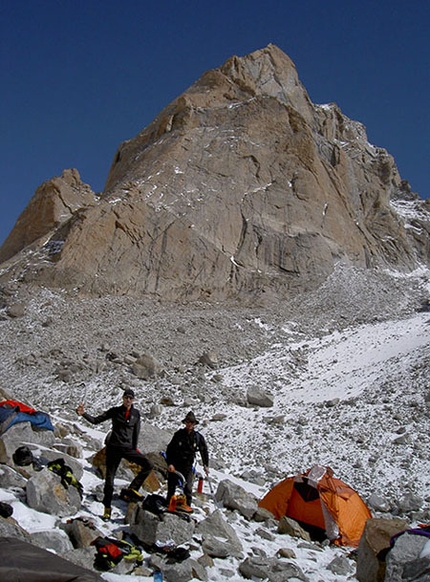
141 494 168 515
0 502 13 518
165 546 190 562
175 497 193 513
168 493 193 513
92 535 143 571
12 445 34 466
153 539 191 563
167 469 192 512
258 464 372 547
0 400 54 435
31 456 47 471
47 458 84 498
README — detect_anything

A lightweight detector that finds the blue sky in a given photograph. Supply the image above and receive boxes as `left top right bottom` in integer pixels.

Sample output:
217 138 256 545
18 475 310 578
1 0 429 246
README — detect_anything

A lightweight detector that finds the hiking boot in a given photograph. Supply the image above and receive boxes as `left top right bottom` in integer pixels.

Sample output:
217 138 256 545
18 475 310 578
129 488 143 501
176 503 193 513
102 507 111 521
175 498 193 513
168 496 177 512
120 488 143 502
167 495 176 511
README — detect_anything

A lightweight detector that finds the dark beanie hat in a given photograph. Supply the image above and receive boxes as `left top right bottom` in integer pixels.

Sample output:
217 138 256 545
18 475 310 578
123 388 135 398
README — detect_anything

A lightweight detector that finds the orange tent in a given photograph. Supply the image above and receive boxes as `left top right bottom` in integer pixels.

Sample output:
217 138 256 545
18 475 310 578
258 465 371 547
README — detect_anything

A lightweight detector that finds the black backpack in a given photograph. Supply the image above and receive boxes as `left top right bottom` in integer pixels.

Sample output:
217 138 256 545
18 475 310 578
12 445 34 466
141 494 168 515
0 501 13 518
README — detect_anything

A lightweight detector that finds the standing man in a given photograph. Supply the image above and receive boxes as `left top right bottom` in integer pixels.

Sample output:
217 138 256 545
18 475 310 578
76 388 152 521
166 411 209 512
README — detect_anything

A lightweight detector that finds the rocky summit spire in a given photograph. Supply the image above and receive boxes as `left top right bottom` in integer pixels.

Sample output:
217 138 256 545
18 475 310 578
1 45 429 301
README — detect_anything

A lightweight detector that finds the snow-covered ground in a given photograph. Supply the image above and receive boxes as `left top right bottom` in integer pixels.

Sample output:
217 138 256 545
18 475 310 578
0 266 429 581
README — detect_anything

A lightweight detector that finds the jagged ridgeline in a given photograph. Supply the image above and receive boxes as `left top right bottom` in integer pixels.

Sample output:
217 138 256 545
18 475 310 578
1 44 429 300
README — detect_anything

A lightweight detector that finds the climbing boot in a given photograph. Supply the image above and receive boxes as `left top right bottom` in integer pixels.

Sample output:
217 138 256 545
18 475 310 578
175 495 193 513
120 488 143 502
176 502 193 513
168 495 177 512
102 507 111 521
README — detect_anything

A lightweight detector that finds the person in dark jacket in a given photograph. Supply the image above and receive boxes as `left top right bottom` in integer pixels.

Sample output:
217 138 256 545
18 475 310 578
166 410 209 511
76 388 152 521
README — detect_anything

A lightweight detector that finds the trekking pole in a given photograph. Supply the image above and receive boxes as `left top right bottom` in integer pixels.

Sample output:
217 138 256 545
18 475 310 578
75 383 88 416
77 382 88 406
83 383 88 405
206 476 222 508
174 471 186 491
207 476 215 496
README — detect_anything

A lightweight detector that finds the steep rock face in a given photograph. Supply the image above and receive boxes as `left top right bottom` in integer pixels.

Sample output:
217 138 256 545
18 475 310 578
1 45 429 301
0 169 96 264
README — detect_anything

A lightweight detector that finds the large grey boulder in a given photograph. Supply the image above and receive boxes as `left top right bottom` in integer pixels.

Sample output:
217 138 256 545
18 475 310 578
327 555 352 576
32 445 84 480
0 422 55 465
26 468 82 516
239 555 307 581
29 530 74 555
138 422 172 455
385 532 430 582
130 508 195 547
132 352 162 379
149 553 207 582
0 464 28 488
62 518 104 548
396 493 424 514
247 386 274 408
64 547 99 573
368 493 392 513
0 515 29 540
201 535 233 559
278 516 312 541
196 509 243 558
357 517 408 582
215 478 259 520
